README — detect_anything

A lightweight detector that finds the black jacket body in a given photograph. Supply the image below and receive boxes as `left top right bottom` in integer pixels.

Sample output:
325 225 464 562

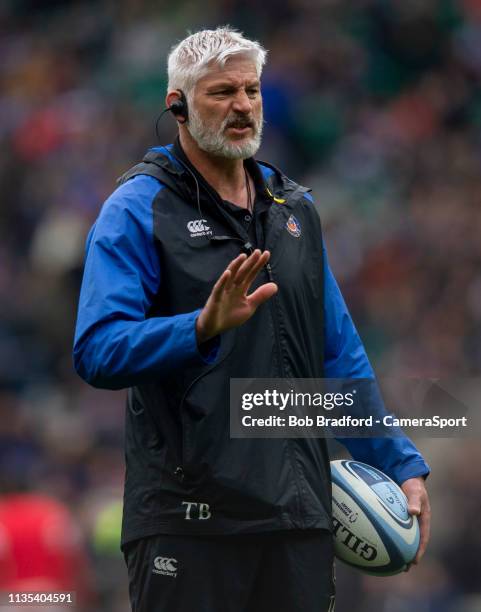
117 144 330 547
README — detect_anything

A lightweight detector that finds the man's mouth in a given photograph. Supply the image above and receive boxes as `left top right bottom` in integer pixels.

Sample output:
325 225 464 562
225 121 254 135
227 125 252 133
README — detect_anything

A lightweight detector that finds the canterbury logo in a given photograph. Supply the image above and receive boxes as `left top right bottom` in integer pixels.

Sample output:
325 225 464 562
153 556 178 577
187 219 211 237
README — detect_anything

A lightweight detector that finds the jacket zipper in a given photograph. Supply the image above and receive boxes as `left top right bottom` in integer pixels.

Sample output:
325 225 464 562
265 262 284 376
265 260 304 522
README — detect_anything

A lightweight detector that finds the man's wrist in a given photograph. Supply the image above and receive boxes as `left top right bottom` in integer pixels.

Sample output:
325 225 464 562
196 314 207 345
400 474 428 487
196 311 215 345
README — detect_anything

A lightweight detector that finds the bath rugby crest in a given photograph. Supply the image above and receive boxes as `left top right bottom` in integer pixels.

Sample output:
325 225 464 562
286 214 301 238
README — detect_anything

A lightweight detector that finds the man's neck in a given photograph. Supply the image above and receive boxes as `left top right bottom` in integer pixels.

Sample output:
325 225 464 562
178 130 251 208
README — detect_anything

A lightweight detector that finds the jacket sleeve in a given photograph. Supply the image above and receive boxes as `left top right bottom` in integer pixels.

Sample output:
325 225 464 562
73 175 218 390
323 244 430 485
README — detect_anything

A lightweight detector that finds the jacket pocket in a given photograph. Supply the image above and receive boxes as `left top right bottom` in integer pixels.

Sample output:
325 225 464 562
178 367 221 474
177 329 237 477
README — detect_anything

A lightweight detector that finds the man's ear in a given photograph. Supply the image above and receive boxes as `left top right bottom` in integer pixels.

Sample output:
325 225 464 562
165 90 188 123
165 91 179 109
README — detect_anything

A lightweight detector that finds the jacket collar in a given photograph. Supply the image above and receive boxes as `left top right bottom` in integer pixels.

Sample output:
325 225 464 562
142 141 311 210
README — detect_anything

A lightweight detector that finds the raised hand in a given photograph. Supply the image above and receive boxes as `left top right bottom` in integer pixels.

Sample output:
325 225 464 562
196 249 278 344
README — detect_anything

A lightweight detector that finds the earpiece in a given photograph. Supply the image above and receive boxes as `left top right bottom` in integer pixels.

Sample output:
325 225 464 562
155 90 189 140
169 90 188 122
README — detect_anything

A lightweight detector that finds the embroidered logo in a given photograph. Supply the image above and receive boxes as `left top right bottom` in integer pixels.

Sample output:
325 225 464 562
153 556 178 578
182 501 212 520
286 214 301 238
187 219 212 238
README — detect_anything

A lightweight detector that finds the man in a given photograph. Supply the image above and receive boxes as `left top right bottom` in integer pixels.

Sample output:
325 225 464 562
74 27 430 612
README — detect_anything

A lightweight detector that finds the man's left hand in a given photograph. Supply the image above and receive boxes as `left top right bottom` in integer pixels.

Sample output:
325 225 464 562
401 476 431 565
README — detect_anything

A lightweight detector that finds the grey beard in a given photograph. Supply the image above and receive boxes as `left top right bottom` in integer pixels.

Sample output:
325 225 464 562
187 106 263 159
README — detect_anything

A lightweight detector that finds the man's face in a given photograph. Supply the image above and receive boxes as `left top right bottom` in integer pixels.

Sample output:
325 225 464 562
187 56 263 159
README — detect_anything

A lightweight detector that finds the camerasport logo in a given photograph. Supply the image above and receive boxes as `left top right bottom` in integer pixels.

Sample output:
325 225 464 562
153 556 178 578
187 219 213 238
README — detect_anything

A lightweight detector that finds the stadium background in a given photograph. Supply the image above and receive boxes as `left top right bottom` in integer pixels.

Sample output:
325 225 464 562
1 0 481 610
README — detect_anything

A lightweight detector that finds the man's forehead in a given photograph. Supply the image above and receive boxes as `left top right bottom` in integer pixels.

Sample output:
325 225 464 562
196 56 259 87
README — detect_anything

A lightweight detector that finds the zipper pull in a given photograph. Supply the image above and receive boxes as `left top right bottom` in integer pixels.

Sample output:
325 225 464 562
174 466 185 482
266 262 274 282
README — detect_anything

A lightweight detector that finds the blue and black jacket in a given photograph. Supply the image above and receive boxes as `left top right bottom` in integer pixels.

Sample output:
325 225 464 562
73 141 430 547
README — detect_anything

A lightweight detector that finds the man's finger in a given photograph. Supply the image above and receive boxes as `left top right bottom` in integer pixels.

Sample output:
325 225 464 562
224 254 248 290
240 250 271 292
401 477 431 566
413 502 431 564
232 250 262 285
211 269 232 301
407 495 422 516
246 282 278 309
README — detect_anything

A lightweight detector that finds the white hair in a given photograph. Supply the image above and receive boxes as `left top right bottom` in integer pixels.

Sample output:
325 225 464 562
167 26 267 96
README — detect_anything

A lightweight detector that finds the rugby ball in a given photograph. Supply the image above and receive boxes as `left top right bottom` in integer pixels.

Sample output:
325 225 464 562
330 460 420 576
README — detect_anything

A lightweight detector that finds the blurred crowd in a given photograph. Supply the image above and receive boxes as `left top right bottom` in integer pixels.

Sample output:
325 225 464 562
1 0 481 610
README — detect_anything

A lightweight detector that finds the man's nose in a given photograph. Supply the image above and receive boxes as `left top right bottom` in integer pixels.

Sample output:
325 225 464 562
231 90 253 114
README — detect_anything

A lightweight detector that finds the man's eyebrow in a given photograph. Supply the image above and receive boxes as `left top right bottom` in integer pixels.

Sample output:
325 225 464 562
205 79 260 91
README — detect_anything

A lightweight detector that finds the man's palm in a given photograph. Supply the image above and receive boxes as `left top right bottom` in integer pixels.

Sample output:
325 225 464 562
196 250 278 343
